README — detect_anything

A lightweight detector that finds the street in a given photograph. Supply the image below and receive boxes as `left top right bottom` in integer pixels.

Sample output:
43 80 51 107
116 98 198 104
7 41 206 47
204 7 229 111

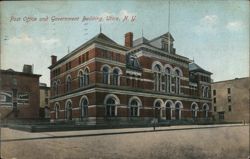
1 125 249 159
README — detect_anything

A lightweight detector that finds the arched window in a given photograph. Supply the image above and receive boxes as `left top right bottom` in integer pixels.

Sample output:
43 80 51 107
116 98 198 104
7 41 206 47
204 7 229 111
204 87 209 98
130 100 139 117
65 101 72 120
103 66 109 84
78 70 84 87
174 69 181 94
54 103 60 119
80 98 88 118
66 75 72 92
191 102 198 119
113 68 119 86
106 98 116 117
203 104 209 118
165 101 173 120
165 67 171 93
153 64 162 91
175 101 183 120
83 68 89 86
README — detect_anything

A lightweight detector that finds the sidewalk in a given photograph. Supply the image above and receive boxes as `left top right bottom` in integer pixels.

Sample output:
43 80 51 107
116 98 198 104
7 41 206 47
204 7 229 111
2 123 247 142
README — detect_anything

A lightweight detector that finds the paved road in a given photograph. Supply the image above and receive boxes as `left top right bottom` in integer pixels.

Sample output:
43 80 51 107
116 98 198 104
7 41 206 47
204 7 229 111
1 124 249 159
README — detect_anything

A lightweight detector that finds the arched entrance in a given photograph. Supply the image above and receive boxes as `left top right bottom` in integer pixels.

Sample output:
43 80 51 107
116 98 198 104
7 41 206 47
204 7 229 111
165 100 173 120
174 101 183 120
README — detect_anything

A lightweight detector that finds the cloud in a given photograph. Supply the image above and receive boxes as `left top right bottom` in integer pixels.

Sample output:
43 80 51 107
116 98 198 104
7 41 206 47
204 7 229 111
226 21 245 31
194 15 219 35
9 33 33 44
8 33 61 48
200 15 218 26
40 37 61 46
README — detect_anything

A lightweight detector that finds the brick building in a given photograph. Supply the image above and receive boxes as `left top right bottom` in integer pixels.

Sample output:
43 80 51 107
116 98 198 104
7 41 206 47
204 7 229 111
211 77 249 123
0 65 41 119
49 32 212 125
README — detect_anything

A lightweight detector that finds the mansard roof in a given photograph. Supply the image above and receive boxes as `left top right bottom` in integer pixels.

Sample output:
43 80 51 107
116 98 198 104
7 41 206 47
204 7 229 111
133 37 149 47
189 62 212 75
149 32 174 42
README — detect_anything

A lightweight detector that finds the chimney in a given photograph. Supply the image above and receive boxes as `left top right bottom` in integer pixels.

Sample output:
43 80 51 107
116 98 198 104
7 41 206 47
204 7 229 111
51 55 57 65
125 32 133 48
22 64 33 74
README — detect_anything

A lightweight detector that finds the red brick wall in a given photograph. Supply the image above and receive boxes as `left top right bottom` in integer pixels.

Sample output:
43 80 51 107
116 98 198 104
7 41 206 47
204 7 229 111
0 72 40 119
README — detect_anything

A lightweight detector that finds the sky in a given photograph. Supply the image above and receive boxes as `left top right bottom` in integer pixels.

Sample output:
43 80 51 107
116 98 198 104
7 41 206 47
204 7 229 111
0 0 249 86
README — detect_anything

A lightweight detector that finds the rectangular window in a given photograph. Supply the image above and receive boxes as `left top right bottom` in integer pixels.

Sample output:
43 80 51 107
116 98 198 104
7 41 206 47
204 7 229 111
228 96 231 103
228 105 232 112
227 88 231 94
78 56 81 64
213 90 216 96
86 52 89 61
116 54 120 62
213 97 216 103
214 106 216 112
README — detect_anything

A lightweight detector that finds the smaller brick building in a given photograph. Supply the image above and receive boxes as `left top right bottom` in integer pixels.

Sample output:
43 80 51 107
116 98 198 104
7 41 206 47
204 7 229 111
212 77 250 123
0 65 41 120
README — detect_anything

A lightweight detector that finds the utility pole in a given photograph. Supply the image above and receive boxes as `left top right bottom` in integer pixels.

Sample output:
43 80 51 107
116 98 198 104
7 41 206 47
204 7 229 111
0 113 2 159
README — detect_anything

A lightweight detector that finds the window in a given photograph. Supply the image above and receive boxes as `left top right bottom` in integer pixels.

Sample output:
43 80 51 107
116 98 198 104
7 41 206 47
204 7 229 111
214 106 216 112
203 104 209 118
219 112 224 120
165 67 171 93
45 90 48 96
153 64 161 91
66 62 71 71
103 66 109 84
86 52 89 61
175 103 181 120
54 104 60 119
227 88 231 94
112 69 119 86
80 98 88 118
175 70 181 94
191 103 198 119
228 96 231 103
78 71 84 87
213 97 216 103
45 98 48 105
53 81 57 95
78 56 82 64
228 105 232 112
115 54 120 62
106 98 116 117
213 90 216 96
66 76 72 92
83 68 89 86
65 101 72 120
130 100 139 117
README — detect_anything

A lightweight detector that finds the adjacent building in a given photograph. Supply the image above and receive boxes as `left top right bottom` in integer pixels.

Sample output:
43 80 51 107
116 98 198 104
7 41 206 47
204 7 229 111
212 77 249 123
39 83 50 119
49 31 212 125
0 65 41 120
